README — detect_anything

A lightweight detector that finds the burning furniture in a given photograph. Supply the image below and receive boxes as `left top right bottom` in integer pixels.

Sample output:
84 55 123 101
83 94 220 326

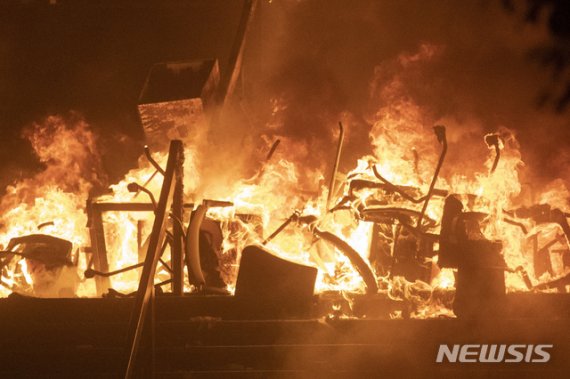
138 59 220 151
1 1 570 376
2 133 570 378
439 195 507 318
0 234 79 298
235 245 317 318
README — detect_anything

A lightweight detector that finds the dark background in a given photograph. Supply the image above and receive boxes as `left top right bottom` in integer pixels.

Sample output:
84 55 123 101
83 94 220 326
0 0 244 189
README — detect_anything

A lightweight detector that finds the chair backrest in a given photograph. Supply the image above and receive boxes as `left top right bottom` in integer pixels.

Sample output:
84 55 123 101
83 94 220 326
235 245 317 318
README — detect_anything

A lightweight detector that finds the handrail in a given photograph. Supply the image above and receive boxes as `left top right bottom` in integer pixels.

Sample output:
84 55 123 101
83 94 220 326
124 140 184 378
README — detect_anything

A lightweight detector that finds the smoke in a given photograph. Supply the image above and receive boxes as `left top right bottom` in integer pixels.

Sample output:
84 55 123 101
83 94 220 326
239 0 569 193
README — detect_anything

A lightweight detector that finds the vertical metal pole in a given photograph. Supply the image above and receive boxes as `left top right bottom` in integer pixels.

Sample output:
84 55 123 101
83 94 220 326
137 220 144 280
416 126 447 228
137 220 144 261
326 122 345 211
89 205 111 296
171 140 185 295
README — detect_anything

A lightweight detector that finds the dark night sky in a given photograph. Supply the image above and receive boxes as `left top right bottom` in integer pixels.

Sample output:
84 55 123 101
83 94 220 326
0 0 243 189
0 0 569 194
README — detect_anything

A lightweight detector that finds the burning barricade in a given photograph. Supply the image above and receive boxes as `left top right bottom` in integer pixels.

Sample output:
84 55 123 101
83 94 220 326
0 60 569 324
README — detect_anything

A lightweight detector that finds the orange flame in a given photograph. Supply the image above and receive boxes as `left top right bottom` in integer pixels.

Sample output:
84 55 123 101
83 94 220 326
0 44 569 322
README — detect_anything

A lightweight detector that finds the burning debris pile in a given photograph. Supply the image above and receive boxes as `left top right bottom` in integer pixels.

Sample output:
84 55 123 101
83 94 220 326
1 48 570 321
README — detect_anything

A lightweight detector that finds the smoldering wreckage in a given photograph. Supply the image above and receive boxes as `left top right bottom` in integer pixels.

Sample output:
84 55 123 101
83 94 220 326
1 2 570 379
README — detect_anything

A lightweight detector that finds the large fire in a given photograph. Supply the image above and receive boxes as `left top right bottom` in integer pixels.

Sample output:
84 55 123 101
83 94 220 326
0 45 569 319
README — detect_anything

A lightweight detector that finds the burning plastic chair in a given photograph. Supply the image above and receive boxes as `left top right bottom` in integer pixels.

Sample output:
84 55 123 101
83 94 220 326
0 234 79 297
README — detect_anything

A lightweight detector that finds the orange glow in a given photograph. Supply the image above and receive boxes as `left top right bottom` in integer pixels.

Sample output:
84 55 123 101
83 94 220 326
0 46 569 322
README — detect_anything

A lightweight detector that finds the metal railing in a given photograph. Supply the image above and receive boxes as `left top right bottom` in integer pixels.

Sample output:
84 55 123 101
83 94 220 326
123 140 184 378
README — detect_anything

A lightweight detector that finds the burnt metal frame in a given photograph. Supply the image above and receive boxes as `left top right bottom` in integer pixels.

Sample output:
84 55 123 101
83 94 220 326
88 202 192 296
87 144 188 297
88 202 154 296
